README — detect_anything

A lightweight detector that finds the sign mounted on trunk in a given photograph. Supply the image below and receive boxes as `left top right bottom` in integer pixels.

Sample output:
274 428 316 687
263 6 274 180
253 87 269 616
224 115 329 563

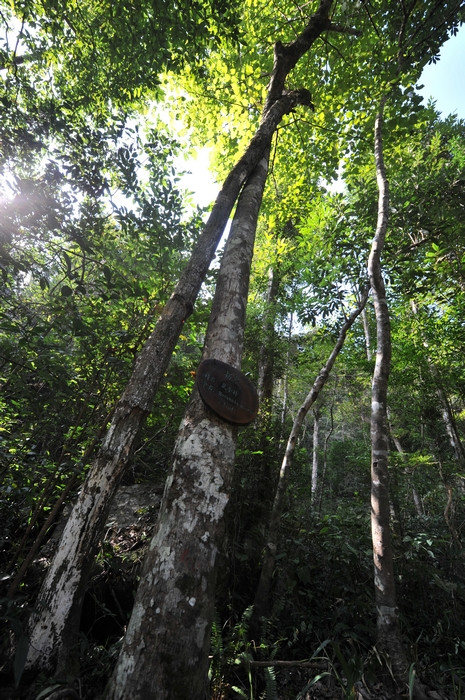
196 359 258 425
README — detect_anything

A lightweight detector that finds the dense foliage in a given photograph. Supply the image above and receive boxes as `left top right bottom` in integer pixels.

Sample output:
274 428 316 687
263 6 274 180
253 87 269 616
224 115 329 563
1 0 465 698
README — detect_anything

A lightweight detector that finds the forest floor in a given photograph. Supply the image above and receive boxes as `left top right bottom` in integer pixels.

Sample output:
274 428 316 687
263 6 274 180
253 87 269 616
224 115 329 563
1 484 461 700
301 681 446 699
271 669 448 700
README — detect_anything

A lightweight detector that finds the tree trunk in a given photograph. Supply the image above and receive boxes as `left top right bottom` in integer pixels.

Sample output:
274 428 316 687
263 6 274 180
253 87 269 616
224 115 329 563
436 380 465 470
361 307 373 361
355 285 373 362
23 47 320 684
257 265 280 406
279 312 293 426
362 307 373 362
105 149 269 700
242 265 281 557
252 289 368 626
438 460 463 549
369 92 401 676
316 401 334 516
368 96 427 698
311 408 321 503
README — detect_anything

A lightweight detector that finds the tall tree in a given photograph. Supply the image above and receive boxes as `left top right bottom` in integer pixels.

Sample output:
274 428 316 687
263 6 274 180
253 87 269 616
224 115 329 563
106 147 270 700
24 86 312 676
105 3 361 694
334 5 465 692
5 0 463 692
367 93 411 690
24 0 350 678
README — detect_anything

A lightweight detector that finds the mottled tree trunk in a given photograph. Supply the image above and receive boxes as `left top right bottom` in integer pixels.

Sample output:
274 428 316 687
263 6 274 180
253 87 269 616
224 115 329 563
252 290 368 625
105 150 269 700
316 401 334 516
311 408 321 502
436 380 465 470
279 312 293 426
257 266 280 406
368 98 426 700
369 92 402 677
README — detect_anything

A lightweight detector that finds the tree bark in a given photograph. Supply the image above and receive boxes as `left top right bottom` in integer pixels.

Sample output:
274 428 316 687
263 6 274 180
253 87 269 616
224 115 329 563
105 149 269 700
279 312 293 426
368 97 427 699
252 289 368 625
436 380 465 470
316 400 334 516
257 266 280 406
103 4 354 693
368 92 401 676
104 4 350 692
311 408 321 503
361 306 373 361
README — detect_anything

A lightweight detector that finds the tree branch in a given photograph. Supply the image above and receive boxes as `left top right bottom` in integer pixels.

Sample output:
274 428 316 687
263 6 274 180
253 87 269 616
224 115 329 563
327 21 362 36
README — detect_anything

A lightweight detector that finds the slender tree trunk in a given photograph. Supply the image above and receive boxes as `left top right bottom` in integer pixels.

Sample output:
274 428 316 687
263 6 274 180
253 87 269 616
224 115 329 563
368 97 426 699
316 400 334 516
411 481 424 516
23 45 321 683
436 381 465 470
105 150 269 700
249 265 281 551
369 92 401 678
280 312 293 426
438 460 463 549
257 266 279 406
311 408 321 503
252 289 368 625
355 285 373 362
361 306 373 362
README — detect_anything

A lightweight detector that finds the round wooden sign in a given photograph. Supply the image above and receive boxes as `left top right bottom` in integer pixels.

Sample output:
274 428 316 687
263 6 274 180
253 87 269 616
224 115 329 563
196 359 259 425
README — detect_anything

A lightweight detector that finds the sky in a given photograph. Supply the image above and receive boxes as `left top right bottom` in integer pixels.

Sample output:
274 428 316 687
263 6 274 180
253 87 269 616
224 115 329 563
418 25 465 119
177 148 217 210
